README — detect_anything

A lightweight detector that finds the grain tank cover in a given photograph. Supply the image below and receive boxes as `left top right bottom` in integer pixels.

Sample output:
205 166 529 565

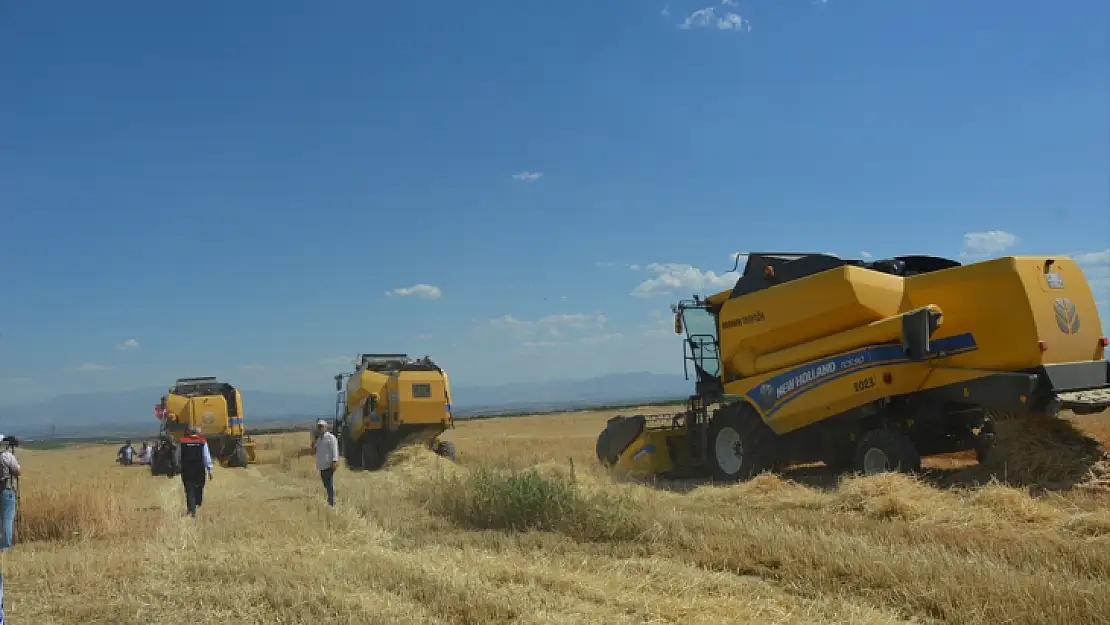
727 252 963 301
171 376 233 397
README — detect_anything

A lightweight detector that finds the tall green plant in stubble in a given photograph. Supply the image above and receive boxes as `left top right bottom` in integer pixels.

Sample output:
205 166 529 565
422 462 645 543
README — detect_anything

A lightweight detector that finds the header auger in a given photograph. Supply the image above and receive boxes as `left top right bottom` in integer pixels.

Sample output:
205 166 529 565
598 252 1110 482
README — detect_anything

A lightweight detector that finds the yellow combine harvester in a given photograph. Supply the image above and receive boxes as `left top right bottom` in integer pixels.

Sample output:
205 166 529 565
597 252 1110 481
332 353 456 470
151 376 257 476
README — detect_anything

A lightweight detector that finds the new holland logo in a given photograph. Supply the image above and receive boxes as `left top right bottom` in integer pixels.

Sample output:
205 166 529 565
1053 298 1080 335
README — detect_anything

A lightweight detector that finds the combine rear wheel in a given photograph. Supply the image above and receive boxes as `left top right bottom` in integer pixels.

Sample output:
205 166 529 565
853 428 921 475
706 403 778 482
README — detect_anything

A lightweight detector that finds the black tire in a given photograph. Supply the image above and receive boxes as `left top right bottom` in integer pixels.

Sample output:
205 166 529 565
339 427 363 470
706 403 779 482
435 440 457 461
227 443 249 468
360 436 384 471
853 428 921 475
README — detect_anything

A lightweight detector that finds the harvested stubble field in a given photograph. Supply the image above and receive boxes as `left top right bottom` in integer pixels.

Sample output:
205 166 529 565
5 405 1110 625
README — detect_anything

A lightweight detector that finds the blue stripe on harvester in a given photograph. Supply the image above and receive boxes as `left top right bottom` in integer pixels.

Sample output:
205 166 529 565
745 333 978 418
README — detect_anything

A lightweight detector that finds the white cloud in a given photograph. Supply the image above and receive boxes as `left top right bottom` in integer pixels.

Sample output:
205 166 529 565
961 231 1019 257
661 3 670 17
522 340 562 349
240 363 265 372
860 251 873 259
480 313 608 341
385 284 442 300
522 332 626 349
631 262 739 298
1074 248 1110 299
677 6 751 31
117 338 140 351
577 332 624 345
1074 249 1110 265
512 171 543 182
596 261 642 271
77 363 112 372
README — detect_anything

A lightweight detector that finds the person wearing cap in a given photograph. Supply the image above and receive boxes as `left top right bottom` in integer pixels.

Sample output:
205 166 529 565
310 420 339 506
0 435 20 551
174 425 213 517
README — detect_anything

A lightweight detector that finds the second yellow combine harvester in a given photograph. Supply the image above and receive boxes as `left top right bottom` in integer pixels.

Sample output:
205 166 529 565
597 252 1110 481
332 353 456 470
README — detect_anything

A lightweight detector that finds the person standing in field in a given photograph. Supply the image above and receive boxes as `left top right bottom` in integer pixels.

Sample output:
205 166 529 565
311 420 339 507
117 440 135 465
174 426 213 517
0 436 20 551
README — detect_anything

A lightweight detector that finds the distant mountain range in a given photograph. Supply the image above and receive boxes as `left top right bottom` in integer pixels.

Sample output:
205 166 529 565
0 372 693 438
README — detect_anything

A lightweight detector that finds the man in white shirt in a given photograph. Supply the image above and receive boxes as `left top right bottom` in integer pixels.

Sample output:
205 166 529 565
0 435 20 551
137 442 151 465
310 420 340 507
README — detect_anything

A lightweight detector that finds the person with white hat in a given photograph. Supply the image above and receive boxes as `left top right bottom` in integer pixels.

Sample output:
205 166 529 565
310 420 339 506
0 434 20 551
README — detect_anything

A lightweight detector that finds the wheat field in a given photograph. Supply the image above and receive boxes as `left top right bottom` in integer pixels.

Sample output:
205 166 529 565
4 405 1110 624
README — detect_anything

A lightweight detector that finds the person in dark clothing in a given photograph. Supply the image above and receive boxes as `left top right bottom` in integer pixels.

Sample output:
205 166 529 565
117 440 135 465
174 426 213 517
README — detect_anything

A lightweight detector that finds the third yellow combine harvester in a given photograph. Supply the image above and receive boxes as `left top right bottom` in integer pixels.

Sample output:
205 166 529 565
332 353 456 470
597 252 1110 481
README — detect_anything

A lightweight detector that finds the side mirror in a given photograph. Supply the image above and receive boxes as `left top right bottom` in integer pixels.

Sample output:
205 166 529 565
334 374 343 392
901 306 943 360
369 394 378 412
674 312 683 335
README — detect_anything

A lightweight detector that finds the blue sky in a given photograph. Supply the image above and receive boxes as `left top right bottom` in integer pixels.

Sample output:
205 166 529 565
1 0 1108 403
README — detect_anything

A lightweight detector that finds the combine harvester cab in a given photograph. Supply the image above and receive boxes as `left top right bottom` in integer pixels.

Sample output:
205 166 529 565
150 376 257 476
598 252 1110 482
332 353 456 471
